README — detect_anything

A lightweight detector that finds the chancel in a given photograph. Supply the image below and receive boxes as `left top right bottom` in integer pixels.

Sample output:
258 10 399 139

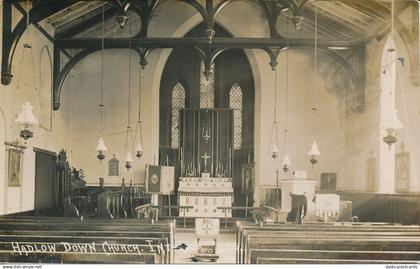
1 0 420 265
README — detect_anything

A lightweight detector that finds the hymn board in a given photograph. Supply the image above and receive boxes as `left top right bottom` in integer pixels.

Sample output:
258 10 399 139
178 109 234 218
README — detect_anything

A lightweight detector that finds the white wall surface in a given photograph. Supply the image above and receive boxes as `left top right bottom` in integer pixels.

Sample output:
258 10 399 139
0 8 70 215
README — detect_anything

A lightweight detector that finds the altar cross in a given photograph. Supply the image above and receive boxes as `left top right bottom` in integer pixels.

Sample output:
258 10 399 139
203 224 212 234
201 152 211 172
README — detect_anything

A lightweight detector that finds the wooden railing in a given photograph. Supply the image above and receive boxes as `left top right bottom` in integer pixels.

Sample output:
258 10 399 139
217 206 265 228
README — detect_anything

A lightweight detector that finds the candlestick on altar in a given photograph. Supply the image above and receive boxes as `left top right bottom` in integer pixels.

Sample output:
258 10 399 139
229 148 232 177
180 147 184 176
197 157 201 176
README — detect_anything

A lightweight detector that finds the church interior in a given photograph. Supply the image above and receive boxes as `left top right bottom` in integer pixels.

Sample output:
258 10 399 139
1 0 420 265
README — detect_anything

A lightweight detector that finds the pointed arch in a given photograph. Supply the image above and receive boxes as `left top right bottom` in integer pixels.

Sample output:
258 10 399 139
171 82 186 149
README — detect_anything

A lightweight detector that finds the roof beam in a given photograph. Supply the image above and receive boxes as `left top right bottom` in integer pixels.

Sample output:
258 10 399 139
300 8 359 40
55 37 363 49
313 2 367 32
55 4 117 38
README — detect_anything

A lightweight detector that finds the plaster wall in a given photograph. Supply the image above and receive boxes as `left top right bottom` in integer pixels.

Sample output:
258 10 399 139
0 8 70 215
65 1 347 198
343 25 420 193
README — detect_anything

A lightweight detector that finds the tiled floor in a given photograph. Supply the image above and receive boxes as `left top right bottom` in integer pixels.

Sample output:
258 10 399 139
173 231 236 264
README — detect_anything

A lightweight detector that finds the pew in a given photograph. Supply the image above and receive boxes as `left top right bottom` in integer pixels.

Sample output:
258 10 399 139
236 221 420 264
240 230 420 263
0 216 175 264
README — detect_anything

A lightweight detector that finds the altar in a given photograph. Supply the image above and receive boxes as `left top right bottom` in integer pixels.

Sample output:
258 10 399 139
178 177 233 218
177 109 235 218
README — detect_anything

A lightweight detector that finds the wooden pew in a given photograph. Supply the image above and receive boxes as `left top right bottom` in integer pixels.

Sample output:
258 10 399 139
257 257 420 264
246 237 420 264
244 233 420 264
0 221 173 263
236 221 420 253
0 217 175 264
236 221 420 264
250 249 420 264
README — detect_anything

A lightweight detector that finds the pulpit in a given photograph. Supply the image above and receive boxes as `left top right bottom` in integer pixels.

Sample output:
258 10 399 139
278 179 317 222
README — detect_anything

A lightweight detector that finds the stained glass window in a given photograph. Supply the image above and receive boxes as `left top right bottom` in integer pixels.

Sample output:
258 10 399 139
171 83 185 149
229 83 243 150
200 61 215 109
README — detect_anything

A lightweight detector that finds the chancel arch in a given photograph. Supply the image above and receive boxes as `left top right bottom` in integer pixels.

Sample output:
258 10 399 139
160 23 255 210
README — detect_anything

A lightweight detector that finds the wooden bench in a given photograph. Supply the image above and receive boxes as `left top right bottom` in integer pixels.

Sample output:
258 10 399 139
0 216 175 264
244 233 420 264
247 238 420 264
257 257 420 264
236 221 420 264
236 221 420 253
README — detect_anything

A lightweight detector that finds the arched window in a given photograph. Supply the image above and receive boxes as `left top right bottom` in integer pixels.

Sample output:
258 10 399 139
229 83 243 150
200 61 215 109
171 83 185 149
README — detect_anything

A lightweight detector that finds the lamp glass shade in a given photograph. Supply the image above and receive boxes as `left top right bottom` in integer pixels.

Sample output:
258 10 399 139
381 109 403 131
125 152 133 163
271 143 279 157
136 143 143 153
15 102 38 126
308 141 321 156
282 154 292 167
95 137 108 152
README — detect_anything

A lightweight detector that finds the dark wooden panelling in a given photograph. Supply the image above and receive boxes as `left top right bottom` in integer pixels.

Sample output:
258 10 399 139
336 191 420 225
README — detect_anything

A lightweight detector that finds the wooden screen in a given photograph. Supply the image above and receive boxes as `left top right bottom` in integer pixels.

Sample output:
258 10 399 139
180 108 233 178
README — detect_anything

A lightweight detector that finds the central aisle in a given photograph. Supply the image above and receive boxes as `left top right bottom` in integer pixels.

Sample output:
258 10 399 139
173 232 236 263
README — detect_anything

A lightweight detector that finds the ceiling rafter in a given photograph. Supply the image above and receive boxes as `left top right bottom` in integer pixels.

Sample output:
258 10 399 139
299 8 358 40
46 1 103 29
1 0 76 85
313 2 368 32
54 2 116 38
6 0 413 111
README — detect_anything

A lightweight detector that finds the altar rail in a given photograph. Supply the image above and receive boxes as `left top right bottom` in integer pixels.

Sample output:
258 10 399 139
134 205 265 228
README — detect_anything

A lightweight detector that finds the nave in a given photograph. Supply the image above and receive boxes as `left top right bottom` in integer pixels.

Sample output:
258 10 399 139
1 0 420 265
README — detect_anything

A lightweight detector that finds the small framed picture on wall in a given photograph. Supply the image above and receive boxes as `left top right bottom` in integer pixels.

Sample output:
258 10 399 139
241 163 255 193
7 148 23 187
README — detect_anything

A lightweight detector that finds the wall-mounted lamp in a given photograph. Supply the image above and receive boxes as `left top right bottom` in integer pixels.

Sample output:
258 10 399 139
15 102 38 141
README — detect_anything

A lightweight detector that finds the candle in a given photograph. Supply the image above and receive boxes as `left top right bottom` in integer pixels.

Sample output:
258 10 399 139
229 148 232 176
